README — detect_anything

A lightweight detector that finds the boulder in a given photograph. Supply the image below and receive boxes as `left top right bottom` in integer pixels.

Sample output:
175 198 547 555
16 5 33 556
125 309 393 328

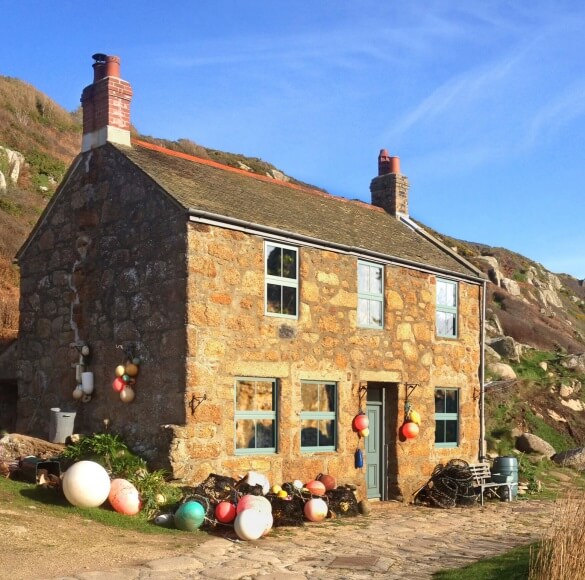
488 336 521 362
560 399 585 412
552 447 585 470
515 433 556 458
484 345 501 362
487 362 517 380
501 277 522 297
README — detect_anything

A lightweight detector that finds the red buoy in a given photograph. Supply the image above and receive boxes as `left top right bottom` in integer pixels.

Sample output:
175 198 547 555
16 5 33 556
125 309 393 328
402 421 419 439
305 480 326 496
352 413 369 432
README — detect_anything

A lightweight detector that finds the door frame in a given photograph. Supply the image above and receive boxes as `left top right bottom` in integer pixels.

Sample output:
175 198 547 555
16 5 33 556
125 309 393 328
365 384 388 501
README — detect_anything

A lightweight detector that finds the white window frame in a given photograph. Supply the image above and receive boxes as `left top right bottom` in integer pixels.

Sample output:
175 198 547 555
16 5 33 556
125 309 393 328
436 278 458 338
264 241 298 319
357 260 384 329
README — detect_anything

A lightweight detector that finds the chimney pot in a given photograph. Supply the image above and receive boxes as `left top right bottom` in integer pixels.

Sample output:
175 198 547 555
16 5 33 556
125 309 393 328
378 149 401 176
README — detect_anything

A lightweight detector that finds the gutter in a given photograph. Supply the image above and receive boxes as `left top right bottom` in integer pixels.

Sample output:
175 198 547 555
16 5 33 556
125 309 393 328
188 208 485 285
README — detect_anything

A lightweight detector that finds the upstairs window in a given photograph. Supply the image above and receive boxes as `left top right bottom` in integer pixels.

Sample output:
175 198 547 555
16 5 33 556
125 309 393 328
358 261 384 328
436 278 458 338
265 242 298 318
300 381 337 451
435 388 459 448
235 378 277 454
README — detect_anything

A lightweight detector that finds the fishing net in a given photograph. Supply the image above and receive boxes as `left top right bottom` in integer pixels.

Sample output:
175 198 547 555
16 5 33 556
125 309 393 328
269 494 306 527
415 459 477 508
326 487 360 517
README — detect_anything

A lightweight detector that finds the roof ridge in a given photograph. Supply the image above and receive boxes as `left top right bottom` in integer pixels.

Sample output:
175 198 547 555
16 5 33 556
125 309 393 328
131 138 383 213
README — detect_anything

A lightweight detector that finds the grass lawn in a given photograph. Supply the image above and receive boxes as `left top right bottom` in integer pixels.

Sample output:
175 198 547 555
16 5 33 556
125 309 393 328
433 544 533 580
0 475 181 535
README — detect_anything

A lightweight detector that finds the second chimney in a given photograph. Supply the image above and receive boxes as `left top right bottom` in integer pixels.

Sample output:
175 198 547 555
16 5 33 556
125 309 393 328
370 149 409 217
80 54 133 152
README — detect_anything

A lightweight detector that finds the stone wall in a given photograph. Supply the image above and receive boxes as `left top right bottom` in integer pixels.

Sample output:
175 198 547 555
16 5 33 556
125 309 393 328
174 223 481 500
17 145 188 466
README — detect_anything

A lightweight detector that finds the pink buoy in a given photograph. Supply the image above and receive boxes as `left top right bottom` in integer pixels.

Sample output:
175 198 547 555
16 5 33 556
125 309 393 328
304 498 328 522
215 501 237 523
108 478 141 515
305 480 326 496
237 494 271 514
352 413 369 431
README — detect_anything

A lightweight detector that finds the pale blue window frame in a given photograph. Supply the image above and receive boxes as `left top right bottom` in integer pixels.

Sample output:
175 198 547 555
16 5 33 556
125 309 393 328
234 377 277 455
265 241 298 319
435 388 459 448
300 380 337 452
357 260 384 329
436 278 458 338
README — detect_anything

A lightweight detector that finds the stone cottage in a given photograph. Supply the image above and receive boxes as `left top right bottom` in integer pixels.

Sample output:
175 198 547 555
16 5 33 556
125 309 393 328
16 54 487 501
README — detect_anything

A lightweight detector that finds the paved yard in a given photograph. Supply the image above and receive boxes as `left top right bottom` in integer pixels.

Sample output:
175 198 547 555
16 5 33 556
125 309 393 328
57 499 554 580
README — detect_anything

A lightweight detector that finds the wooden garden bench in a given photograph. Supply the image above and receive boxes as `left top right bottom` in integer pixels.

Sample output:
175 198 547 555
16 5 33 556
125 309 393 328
469 462 516 506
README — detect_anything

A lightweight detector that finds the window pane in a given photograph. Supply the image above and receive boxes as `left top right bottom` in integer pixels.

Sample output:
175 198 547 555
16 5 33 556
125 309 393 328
369 300 382 327
319 383 335 412
435 420 445 444
358 263 369 293
266 245 282 276
358 298 369 326
236 419 256 449
256 382 274 411
437 280 456 307
445 420 458 443
282 286 297 316
318 420 335 446
370 266 382 295
437 311 455 336
256 419 275 448
302 383 319 412
301 420 318 446
282 248 297 279
236 381 255 411
435 389 445 414
267 283 281 313
445 390 458 413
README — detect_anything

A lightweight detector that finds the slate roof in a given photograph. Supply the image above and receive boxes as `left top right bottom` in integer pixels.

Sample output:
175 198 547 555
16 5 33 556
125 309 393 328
117 140 482 280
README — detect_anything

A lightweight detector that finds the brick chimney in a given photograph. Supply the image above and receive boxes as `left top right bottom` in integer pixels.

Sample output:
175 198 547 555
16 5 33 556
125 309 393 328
369 149 409 217
80 54 133 152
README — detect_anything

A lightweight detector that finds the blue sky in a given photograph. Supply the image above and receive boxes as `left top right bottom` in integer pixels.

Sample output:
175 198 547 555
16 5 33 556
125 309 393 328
3 1 584 278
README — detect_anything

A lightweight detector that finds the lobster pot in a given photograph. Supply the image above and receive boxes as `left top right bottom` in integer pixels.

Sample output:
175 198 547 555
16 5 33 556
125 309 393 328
491 456 518 500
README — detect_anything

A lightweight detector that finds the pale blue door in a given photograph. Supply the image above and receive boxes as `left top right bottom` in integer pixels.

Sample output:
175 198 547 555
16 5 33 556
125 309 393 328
366 389 383 499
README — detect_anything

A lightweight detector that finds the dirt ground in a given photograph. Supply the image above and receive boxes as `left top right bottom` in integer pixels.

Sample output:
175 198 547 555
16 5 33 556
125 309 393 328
0 497 203 580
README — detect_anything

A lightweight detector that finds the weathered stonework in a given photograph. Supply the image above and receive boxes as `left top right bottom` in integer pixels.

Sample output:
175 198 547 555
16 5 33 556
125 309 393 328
17 144 481 503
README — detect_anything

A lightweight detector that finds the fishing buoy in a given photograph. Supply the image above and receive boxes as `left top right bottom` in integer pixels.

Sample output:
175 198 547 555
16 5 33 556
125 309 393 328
402 421 419 439
237 494 271 514
352 413 369 432
108 478 141 515
317 474 337 491
305 480 326 496
72 386 84 400
120 386 135 403
115 365 126 377
112 376 126 393
174 501 206 531
304 498 328 522
234 509 271 541
355 448 364 468
125 363 139 377
62 461 110 508
243 471 270 495
292 479 303 490
359 428 370 438
215 501 237 523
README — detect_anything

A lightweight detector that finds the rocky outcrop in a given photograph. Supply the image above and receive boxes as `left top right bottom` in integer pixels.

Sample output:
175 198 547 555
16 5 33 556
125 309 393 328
515 432 556 458
487 336 522 362
552 447 585 470
475 256 502 286
0 145 25 191
561 353 585 374
501 277 522 297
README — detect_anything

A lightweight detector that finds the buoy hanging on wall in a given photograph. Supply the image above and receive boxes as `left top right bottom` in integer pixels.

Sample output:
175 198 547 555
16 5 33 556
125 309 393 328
352 412 369 432
401 421 419 439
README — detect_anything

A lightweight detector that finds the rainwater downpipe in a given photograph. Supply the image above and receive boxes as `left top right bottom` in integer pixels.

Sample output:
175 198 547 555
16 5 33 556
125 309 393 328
479 279 487 462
